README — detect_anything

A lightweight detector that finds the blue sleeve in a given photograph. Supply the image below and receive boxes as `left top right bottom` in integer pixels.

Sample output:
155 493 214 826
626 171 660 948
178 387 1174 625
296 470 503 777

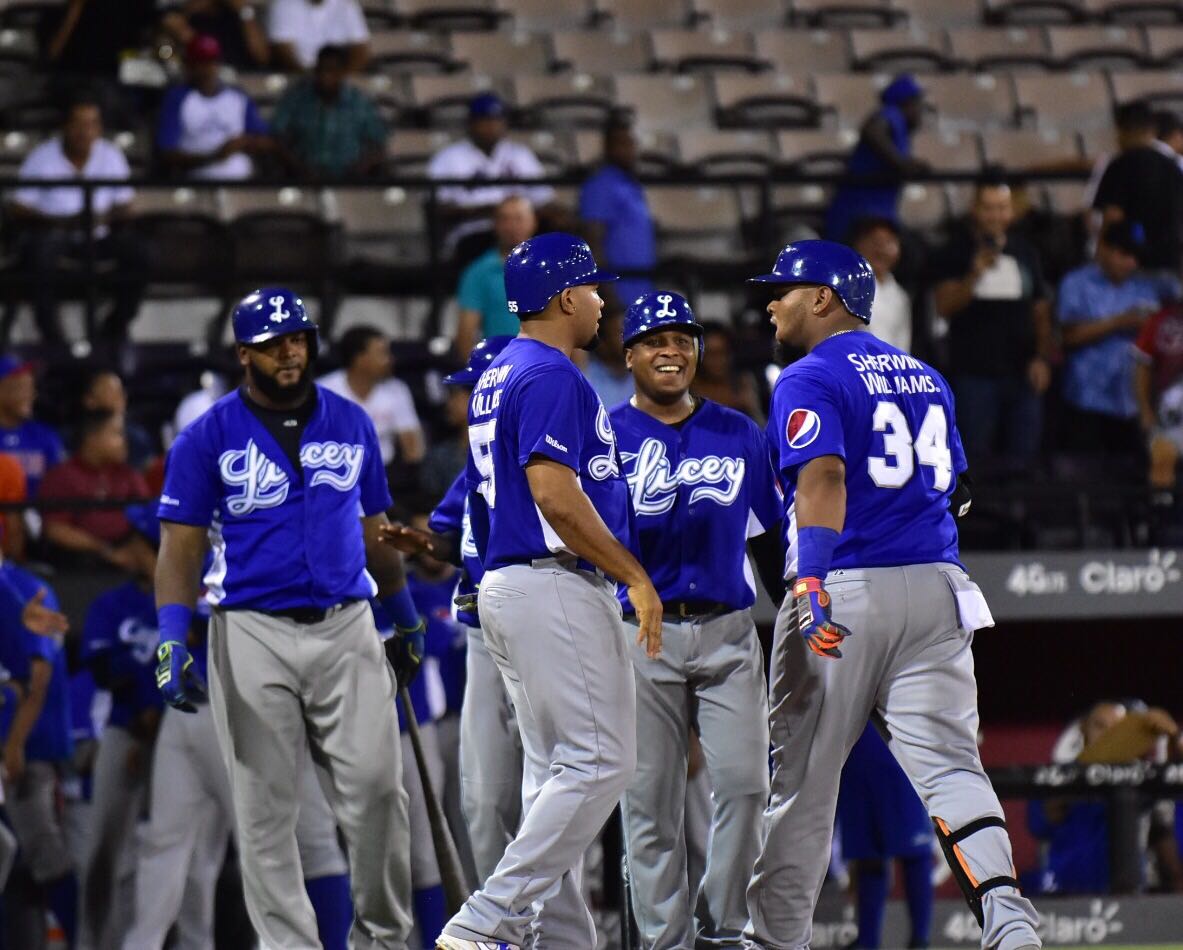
358 415 392 516
1055 271 1087 323
243 93 269 135
428 473 466 536
746 423 784 534
513 370 587 471
23 626 55 663
156 85 187 150
579 172 610 222
767 367 846 483
159 426 220 526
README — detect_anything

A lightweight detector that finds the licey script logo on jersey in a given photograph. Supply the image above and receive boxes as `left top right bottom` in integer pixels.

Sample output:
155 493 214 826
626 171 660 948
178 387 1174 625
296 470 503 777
219 439 289 515
587 402 620 480
786 408 821 450
622 437 745 515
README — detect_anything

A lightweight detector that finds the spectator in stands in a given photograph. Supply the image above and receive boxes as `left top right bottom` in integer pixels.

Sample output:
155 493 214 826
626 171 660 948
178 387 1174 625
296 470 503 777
1135 302 1183 497
933 174 1052 472
454 195 535 359
1058 221 1177 463
160 0 270 72
39 409 150 569
0 358 65 496
1093 102 1183 274
77 367 154 469
156 34 272 181
271 45 386 181
318 326 425 469
428 93 556 262
8 92 147 348
850 216 912 353
825 73 930 243
1155 111 1183 170
691 322 764 423
0 452 26 560
267 0 369 74
582 302 634 409
579 115 657 307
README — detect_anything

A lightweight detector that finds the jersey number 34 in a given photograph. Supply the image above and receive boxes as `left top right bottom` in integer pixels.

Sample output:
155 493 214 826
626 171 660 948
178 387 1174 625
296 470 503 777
868 401 952 492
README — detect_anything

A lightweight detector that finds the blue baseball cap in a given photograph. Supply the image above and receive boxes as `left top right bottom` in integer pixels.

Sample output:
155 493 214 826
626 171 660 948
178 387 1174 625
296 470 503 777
469 92 505 119
881 73 924 105
0 356 31 380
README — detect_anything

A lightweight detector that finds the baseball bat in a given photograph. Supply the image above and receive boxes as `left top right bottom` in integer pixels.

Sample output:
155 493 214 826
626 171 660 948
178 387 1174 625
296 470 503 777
399 688 472 915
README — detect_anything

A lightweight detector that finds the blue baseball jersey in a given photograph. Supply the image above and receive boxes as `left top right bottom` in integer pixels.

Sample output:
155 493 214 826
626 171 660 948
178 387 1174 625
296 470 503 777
409 570 466 715
82 582 162 729
466 338 631 574
158 386 392 611
428 472 483 628
0 420 65 494
768 332 966 572
611 399 781 610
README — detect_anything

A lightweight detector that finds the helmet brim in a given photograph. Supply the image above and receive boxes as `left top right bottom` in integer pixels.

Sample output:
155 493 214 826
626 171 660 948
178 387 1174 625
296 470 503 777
442 369 478 386
580 269 620 285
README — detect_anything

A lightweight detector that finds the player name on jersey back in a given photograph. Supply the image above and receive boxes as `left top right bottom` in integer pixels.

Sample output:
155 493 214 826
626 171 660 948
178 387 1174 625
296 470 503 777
846 351 942 395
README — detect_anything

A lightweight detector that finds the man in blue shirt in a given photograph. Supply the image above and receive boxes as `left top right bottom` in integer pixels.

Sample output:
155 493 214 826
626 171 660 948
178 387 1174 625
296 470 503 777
825 74 929 243
0 357 65 495
1058 220 1178 461
579 117 657 306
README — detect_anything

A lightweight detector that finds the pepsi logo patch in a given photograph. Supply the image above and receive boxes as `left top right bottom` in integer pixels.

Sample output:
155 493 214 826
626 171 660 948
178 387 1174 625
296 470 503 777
786 408 821 449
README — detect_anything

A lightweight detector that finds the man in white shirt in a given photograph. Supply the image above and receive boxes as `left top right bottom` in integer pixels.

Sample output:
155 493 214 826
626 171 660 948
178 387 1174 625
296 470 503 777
8 92 145 347
317 325 425 467
427 93 556 261
267 0 369 74
851 215 912 353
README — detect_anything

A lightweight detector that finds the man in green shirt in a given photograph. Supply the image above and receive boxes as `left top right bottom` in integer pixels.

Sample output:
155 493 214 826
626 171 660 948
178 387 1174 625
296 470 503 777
453 194 536 357
271 44 385 179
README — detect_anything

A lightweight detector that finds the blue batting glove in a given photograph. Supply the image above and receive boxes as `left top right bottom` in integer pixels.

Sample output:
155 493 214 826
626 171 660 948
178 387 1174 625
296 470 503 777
792 577 853 659
385 620 425 690
155 640 207 713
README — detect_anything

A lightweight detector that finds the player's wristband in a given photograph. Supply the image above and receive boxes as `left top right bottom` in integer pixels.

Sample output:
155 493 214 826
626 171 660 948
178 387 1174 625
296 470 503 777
796 526 840 582
379 587 421 632
158 604 194 647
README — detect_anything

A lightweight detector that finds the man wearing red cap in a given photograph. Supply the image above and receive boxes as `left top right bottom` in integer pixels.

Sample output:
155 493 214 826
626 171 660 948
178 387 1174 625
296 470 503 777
157 34 272 180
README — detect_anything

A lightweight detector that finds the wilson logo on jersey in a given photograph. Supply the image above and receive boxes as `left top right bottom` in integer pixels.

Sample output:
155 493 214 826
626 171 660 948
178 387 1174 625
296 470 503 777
786 408 821 449
622 437 745 515
219 439 366 515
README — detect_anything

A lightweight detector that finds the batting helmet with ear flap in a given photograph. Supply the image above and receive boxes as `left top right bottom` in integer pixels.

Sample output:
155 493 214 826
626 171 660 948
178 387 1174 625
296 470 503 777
503 232 618 316
443 335 515 386
749 240 876 324
231 287 319 355
622 291 704 361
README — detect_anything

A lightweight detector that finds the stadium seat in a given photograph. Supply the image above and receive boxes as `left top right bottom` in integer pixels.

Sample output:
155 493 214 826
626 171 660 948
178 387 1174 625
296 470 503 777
357 0 397 28
506 130 572 175
1014 71 1113 130
813 72 888 128
645 184 745 263
368 30 453 73
512 74 615 128
711 73 821 128
983 0 1088 25
776 127 860 172
1077 123 1118 158
598 0 692 30
923 73 1018 130
1 98 62 131
221 187 324 221
676 128 776 175
650 28 764 73
0 0 66 31
323 187 429 268
111 129 150 172
911 128 983 172
890 0 982 29
234 73 293 109
131 198 233 300
691 0 790 31
448 31 552 76
789 0 901 28
1039 180 1088 215
407 74 509 125
614 74 714 135
1109 69 1183 107
981 127 1082 169
753 30 853 73
897 182 951 230
1084 0 1183 25
0 27 36 70
551 30 652 75
0 128 33 175
390 0 504 30
848 27 954 72
385 129 454 175
948 27 1055 72
572 127 679 173
1046 25 1148 69
1145 26 1183 66
494 0 593 32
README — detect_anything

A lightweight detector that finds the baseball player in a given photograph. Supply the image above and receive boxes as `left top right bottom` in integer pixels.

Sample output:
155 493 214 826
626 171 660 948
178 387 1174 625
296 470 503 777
79 504 163 950
611 291 783 948
436 233 662 950
381 336 522 890
152 287 424 949
743 240 1041 950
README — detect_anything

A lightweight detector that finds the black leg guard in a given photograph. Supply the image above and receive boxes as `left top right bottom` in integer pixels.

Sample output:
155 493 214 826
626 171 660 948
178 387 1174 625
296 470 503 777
933 816 1021 928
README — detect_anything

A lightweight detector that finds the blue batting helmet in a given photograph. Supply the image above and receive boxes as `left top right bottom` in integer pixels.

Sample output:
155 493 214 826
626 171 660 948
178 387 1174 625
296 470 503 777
503 232 618 316
748 240 875 323
623 291 704 360
444 335 515 386
231 287 319 351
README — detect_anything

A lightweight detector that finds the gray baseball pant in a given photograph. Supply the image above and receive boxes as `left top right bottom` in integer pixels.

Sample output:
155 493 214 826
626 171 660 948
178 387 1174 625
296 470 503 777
744 563 1041 950
4 760 73 882
124 701 349 950
459 623 522 886
208 600 412 950
442 561 636 949
623 609 770 949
